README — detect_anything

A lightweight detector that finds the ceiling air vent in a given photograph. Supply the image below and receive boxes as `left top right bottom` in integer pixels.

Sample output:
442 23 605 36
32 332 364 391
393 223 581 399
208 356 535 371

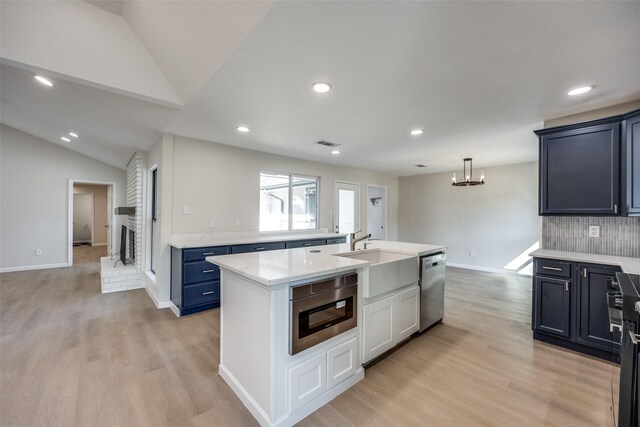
315 140 341 148
414 164 427 168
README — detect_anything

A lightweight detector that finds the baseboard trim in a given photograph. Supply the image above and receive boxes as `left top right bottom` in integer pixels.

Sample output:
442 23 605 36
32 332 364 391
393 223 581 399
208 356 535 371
446 262 532 277
144 286 172 310
0 263 69 273
92 243 107 247
168 301 180 317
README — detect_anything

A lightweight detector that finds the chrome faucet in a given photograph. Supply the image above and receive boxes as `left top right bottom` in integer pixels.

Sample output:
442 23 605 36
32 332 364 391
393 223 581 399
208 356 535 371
350 230 371 251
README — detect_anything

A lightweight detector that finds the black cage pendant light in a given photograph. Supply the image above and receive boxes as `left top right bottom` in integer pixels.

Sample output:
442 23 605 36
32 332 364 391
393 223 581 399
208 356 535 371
452 158 485 186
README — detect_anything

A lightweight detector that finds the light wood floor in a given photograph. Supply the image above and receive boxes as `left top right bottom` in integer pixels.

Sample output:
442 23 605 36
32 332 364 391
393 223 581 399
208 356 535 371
1 250 619 426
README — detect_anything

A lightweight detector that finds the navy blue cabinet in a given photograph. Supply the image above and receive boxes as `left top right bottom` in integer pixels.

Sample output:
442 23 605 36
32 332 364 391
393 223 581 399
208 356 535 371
171 245 229 316
231 241 285 254
577 264 621 352
623 110 640 215
536 120 620 215
285 238 326 249
326 236 347 245
532 257 621 360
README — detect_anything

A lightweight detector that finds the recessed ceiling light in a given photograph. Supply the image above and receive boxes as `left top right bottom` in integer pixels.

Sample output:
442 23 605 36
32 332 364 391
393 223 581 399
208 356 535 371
236 126 250 133
410 129 424 136
331 149 341 155
60 136 71 142
567 86 594 96
69 132 79 138
312 82 332 93
35 75 54 87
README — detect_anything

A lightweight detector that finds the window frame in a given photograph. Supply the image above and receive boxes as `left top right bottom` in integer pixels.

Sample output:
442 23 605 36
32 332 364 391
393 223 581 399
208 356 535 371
259 170 320 232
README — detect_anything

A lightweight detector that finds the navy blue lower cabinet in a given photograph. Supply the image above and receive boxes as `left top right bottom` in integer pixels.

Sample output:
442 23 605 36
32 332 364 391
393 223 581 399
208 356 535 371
533 276 571 338
171 245 229 316
577 264 621 353
326 236 347 245
285 238 326 249
231 241 285 254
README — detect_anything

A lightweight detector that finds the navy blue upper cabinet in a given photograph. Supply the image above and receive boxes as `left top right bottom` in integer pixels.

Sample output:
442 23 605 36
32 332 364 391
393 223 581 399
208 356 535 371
536 120 621 216
623 110 640 215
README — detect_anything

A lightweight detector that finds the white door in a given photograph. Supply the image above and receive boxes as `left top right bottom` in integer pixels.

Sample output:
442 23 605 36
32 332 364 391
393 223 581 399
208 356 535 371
334 181 359 234
367 185 386 240
394 286 420 343
106 184 113 255
362 295 394 363
73 194 93 244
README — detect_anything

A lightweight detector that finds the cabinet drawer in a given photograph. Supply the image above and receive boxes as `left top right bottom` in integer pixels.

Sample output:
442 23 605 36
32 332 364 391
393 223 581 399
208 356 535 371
183 281 220 307
326 237 347 245
285 239 326 249
231 241 284 254
183 246 229 262
535 259 572 278
184 261 220 284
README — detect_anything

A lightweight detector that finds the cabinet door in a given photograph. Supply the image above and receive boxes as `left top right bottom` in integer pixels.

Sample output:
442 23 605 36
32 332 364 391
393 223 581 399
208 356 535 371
363 296 394 363
624 112 640 215
288 353 326 414
577 265 621 352
533 276 571 338
539 123 620 215
394 286 420 343
326 337 358 389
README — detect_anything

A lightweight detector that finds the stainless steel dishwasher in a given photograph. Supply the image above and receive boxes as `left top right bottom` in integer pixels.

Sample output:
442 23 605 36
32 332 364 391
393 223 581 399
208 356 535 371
419 252 446 332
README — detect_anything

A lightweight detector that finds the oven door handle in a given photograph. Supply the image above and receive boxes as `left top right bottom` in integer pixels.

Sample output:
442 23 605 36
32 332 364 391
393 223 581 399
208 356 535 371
629 330 640 345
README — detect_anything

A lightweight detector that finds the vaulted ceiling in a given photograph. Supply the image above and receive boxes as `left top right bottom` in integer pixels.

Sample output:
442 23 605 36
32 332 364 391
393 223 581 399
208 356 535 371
2 1 639 175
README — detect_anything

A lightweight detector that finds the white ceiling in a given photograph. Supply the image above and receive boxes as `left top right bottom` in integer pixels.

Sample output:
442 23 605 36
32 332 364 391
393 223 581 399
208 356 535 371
2 1 640 174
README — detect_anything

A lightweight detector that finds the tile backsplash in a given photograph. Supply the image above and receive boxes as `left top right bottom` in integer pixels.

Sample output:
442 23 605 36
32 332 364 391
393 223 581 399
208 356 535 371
542 216 640 258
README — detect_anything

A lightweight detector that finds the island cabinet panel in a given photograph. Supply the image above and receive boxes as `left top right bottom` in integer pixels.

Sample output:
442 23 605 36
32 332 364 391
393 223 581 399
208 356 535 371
285 238 327 249
231 241 285 254
394 286 420 342
538 122 620 215
623 111 640 215
577 264 621 352
326 337 358 389
533 276 571 338
287 353 327 414
363 296 395 362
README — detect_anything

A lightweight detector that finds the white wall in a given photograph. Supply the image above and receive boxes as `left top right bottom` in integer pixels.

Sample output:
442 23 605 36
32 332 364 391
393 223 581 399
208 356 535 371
0 124 127 271
398 161 541 274
171 135 399 237
73 184 109 244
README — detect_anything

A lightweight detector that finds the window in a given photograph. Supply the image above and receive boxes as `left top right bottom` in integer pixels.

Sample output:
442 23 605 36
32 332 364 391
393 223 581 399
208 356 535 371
260 172 318 231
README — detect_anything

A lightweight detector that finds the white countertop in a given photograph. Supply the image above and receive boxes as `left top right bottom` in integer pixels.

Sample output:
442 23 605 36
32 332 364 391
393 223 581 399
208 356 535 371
207 241 446 287
170 231 347 249
530 249 640 275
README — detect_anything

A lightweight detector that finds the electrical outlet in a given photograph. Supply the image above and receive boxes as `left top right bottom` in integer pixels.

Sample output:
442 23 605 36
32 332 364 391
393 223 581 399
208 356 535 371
234 219 240 228
589 225 600 238
182 205 190 215
35 249 43 256
469 249 476 257
209 219 215 228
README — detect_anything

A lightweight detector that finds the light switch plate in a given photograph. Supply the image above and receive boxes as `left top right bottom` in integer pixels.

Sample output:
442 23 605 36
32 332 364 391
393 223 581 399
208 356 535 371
35 249 43 256
182 205 190 215
209 219 215 228
234 219 240 227
589 225 600 238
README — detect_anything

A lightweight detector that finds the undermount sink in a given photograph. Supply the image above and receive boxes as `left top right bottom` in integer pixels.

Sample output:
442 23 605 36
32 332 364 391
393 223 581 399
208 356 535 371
335 249 419 298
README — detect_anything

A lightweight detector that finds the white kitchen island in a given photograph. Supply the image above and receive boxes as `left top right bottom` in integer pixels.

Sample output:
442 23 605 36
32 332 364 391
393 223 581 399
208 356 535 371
207 241 446 426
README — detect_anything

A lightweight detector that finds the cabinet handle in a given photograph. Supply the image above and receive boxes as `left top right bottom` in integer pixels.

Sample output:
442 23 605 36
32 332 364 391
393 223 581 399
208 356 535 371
255 247 266 251
630 330 640 345
302 243 311 246
202 269 215 273
614 204 618 214
565 281 570 291
202 252 215 256
542 266 562 271
583 268 587 278
202 291 215 296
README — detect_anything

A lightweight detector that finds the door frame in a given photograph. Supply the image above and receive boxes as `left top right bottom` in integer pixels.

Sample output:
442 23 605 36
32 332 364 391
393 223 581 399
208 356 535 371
72 192 94 245
68 179 116 267
333 180 360 234
366 184 387 240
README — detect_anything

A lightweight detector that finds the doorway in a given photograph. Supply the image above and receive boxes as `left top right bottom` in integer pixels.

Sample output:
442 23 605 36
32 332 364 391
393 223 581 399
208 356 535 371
367 184 387 240
334 181 359 234
68 179 116 266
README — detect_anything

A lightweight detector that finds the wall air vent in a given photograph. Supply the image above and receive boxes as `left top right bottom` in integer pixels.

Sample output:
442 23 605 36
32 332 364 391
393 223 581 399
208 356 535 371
315 140 341 148
414 164 427 168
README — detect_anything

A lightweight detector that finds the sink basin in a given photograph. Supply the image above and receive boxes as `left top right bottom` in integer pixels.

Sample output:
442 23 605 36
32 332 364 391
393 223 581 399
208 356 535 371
335 249 419 298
